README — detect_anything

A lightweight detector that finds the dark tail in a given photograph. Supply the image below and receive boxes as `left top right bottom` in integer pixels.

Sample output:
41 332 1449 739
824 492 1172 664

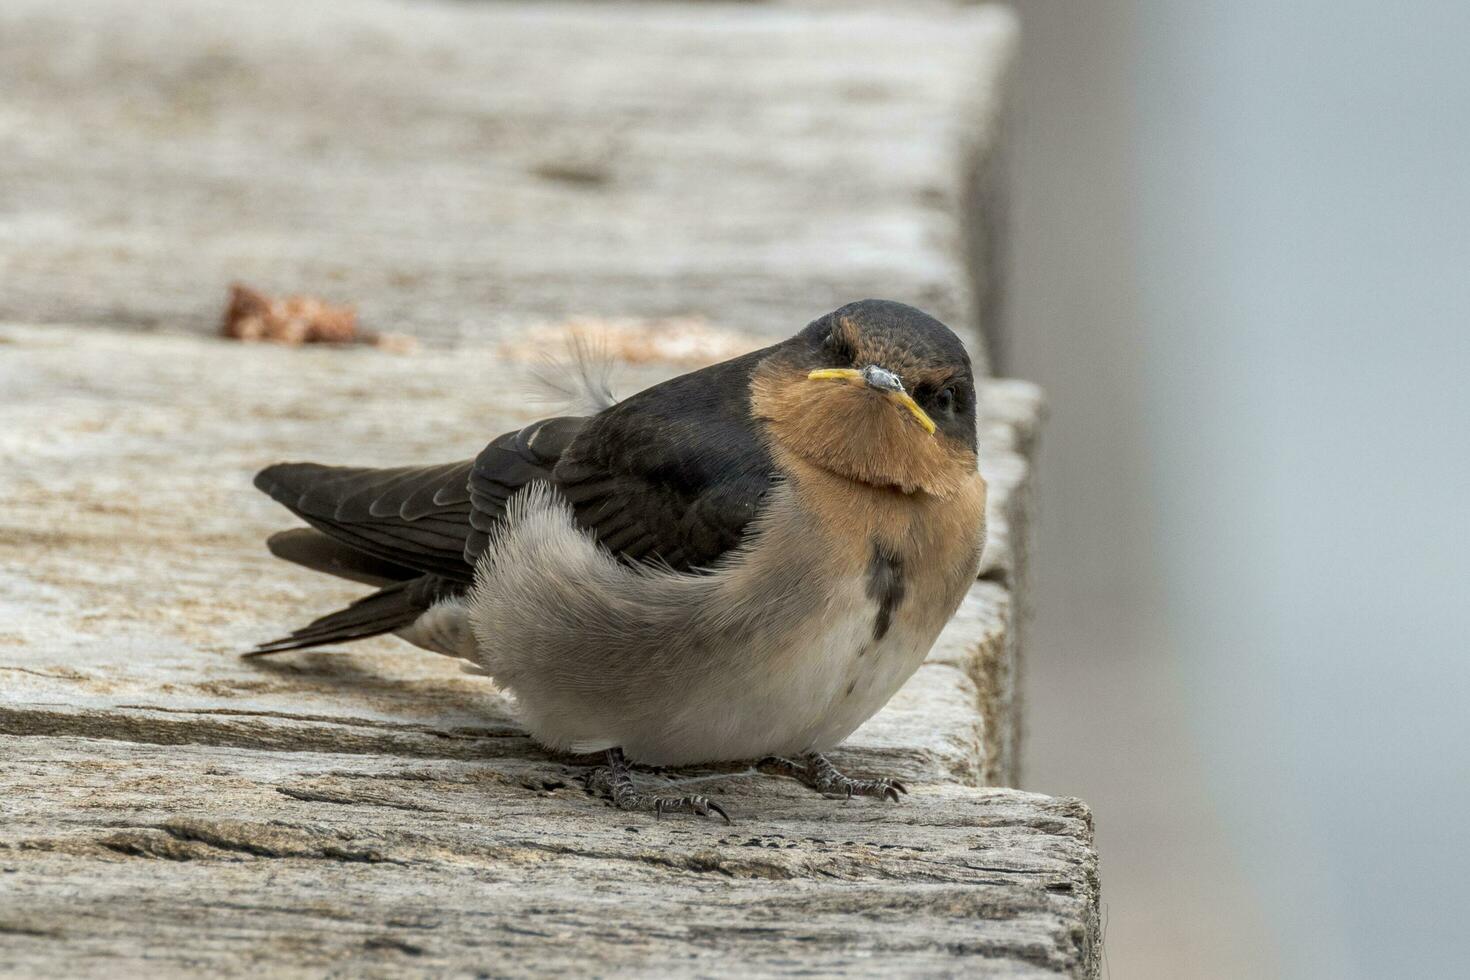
245 575 461 657
265 528 420 587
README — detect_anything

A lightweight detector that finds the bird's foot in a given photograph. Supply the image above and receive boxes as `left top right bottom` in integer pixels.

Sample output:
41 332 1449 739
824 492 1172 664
758 752 908 803
586 747 732 825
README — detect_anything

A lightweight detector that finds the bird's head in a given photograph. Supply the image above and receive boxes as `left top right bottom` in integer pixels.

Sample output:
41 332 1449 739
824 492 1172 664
752 300 979 496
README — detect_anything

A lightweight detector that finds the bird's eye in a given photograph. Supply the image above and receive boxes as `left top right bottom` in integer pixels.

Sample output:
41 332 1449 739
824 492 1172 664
934 386 956 413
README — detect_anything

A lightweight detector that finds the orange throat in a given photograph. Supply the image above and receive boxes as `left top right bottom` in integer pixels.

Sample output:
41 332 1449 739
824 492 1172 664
750 362 977 498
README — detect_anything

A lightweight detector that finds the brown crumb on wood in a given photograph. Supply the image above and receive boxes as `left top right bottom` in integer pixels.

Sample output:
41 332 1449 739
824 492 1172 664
221 283 358 345
220 283 416 352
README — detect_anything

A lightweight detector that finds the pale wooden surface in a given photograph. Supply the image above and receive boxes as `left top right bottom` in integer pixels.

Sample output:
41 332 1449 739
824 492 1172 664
0 0 1012 368
0 0 1099 974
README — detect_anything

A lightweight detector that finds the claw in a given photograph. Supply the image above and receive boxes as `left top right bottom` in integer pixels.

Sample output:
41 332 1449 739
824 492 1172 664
598 748 734 824
654 794 733 824
767 752 911 806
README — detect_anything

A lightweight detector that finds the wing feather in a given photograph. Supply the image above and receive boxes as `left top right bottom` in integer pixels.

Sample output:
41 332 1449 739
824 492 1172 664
257 347 778 581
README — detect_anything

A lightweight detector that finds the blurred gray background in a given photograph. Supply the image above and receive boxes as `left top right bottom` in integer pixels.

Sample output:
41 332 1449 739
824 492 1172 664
1009 0 1470 976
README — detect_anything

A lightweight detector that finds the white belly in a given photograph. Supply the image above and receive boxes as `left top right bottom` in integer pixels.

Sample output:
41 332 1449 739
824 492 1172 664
410 571 943 765
580 574 944 766
655 581 929 758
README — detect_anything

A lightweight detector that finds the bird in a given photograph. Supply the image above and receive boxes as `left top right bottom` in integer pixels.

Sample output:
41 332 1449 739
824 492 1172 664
247 299 988 823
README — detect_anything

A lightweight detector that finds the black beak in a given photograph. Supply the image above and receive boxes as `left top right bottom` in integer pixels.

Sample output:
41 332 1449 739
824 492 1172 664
860 364 905 393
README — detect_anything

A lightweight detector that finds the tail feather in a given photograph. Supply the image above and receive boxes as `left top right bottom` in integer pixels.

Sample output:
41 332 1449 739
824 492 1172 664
266 528 420 587
245 575 461 657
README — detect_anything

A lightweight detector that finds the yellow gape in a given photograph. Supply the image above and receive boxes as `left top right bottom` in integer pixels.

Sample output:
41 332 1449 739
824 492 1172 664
806 368 937 435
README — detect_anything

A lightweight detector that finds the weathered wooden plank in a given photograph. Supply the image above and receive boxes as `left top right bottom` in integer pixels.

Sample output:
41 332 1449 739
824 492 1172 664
0 735 1098 978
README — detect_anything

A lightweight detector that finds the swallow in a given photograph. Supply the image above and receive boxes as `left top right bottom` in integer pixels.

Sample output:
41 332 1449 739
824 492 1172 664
249 299 987 823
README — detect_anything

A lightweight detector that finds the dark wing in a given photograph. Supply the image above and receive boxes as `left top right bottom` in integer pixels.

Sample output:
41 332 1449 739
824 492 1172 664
464 416 589 561
255 417 585 583
545 348 777 571
257 346 778 580
250 349 783 657
255 459 480 582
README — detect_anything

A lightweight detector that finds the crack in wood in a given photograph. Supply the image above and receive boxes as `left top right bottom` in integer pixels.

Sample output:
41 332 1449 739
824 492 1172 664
275 786 449 813
94 819 401 865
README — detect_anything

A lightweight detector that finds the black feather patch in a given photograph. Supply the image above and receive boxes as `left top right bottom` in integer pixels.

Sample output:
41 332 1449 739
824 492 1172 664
866 542 906 642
